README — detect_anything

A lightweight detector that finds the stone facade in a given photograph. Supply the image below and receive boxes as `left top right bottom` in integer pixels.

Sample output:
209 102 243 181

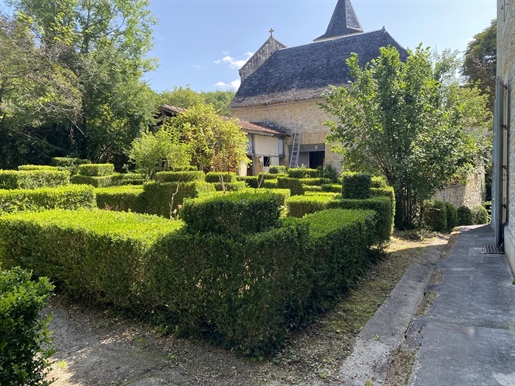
232 98 343 170
497 0 515 275
433 170 485 209
239 36 286 83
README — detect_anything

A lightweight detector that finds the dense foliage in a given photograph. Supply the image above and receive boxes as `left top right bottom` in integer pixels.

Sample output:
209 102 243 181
320 45 489 228
0 267 55 386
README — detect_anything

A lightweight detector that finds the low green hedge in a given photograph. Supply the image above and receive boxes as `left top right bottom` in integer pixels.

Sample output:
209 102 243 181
51 157 90 167
205 172 237 183
305 191 339 197
321 184 342 193
299 178 332 186
257 172 280 181
371 186 396 224
155 171 205 183
277 177 304 196
95 186 144 212
262 179 278 189
181 191 281 235
18 165 58 171
341 172 372 199
457 205 474 225
269 165 288 174
173 166 197 172
0 209 181 307
302 185 323 192
212 181 247 192
287 168 319 179
423 200 448 232
0 170 70 190
118 173 145 185
0 185 96 215
140 181 216 217
240 176 259 188
77 163 115 177
285 195 334 218
371 176 388 188
327 196 392 244
0 266 55 386
71 175 115 188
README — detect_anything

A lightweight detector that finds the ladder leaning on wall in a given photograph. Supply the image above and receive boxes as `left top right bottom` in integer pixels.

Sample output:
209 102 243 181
289 129 301 168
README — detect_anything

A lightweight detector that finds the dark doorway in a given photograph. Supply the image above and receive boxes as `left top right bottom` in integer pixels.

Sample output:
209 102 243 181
309 151 325 169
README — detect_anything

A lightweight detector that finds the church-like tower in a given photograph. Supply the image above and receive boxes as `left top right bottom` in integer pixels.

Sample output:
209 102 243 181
314 0 363 42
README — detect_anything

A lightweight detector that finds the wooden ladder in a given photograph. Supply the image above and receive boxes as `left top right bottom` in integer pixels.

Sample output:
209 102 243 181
289 129 301 168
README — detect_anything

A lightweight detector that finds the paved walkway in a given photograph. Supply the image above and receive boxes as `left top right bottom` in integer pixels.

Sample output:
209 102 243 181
338 225 515 386
408 225 515 386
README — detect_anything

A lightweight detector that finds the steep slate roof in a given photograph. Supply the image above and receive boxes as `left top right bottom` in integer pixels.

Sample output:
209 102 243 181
230 29 407 109
314 0 363 41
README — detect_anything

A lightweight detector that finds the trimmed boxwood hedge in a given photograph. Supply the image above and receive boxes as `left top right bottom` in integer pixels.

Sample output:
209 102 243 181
321 184 342 193
212 181 247 192
181 191 281 235
0 209 181 307
341 172 372 199
71 175 115 188
0 170 70 190
269 165 288 174
205 172 237 183
0 185 96 215
95 186 144 212
285 195 334 218
140 181 216 217
18 165 58 171
262 179 279 189
77 163 115 177
277 177 304 196
423 200 448 232
299 178 332 186
287 168 319 179
155 171 205 183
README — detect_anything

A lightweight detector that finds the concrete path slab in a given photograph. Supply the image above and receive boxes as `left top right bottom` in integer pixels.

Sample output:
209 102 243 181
409 225 515 386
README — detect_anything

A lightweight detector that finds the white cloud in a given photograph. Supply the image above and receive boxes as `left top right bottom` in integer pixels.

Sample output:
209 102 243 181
214 79 241 90
214 52 253 70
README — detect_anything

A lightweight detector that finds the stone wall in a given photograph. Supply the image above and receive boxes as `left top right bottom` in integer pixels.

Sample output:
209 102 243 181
239 37 286 83
433 170 485 209
232 98 343 170
498 0 515 275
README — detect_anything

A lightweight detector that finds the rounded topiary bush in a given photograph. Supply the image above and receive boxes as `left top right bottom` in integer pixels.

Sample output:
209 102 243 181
472 205 490 224
423 200 447 233
457 205 474 226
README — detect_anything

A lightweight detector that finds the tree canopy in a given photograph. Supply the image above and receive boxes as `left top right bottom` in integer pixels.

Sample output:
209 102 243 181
320 45 489 229
462 19 496 112
160 86 235 116
2 0 159 169
163 104 248 172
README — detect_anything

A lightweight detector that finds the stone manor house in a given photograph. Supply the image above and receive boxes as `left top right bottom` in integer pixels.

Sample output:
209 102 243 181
230 0 407 174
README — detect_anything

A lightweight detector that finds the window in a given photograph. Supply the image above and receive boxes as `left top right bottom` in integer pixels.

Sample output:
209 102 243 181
247 134 254 154
263 156 271 167
278 138 284 156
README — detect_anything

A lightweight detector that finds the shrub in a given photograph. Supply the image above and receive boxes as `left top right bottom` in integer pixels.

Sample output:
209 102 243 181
118 173 145 186
0 170 70 190
300 209 376 309
371 176 388 188
0 185 96 215
444 202 458 231
341 172 372 199
327 196 393 244
242 188 291 206
472 205 489 224
240 176 259 188
299 178 332 186
205 172 236 183
286 195 333 218
51 157 90 175
213 181 247 192
71 175 115 188
317 164 339 183
287 168 319 179
140 181 216 217
303 185 323 192
257 172 279 180
0 209 181 307
262 179 279 189
181 191 281 235
371 187 396 223
95 186 144 212
173 166 198 172
321 184 342 193
155 171 205 183
277 177 304 196
0 267 55 386
269 165 288 174
423 200 447 232
18 165 58 171
457 206 474 225
77 163 115 177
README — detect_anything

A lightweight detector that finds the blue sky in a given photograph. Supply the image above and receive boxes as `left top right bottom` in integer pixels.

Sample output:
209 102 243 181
146 0 497 93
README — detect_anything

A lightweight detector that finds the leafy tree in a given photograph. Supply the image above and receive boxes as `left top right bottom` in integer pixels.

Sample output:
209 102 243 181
462 19 496 112
163 104 248 172
128 128 191 180
320 45 488 229
6 0 159 167
160 87 235 116
0 12 81 168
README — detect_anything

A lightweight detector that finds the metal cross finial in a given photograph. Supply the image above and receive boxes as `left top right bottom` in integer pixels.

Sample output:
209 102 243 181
269 28 274 37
